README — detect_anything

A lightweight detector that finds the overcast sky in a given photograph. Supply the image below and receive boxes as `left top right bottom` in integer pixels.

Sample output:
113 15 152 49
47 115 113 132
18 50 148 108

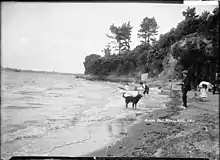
1 2 218 73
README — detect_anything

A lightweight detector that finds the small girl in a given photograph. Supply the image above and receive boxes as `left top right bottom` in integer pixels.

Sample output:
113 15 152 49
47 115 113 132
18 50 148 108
200 84 208 101
124 83 130 90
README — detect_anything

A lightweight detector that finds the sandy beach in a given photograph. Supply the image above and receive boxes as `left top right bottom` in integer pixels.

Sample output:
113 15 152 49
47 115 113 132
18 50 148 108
85 83 219 159
1 71 170 159
2 71 219 159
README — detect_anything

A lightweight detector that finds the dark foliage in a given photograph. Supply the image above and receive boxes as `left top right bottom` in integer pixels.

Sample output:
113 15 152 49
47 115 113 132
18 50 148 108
83 6 219 86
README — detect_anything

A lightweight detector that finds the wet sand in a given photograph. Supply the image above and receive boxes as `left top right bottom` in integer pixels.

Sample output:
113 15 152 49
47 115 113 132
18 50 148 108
40 89 169 158
85 85 219 159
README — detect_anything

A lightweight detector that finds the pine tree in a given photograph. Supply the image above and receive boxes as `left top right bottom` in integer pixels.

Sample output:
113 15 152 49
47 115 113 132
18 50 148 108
138 17 159 45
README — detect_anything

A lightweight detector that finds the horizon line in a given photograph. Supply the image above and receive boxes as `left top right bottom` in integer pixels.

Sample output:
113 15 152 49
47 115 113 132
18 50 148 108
2 66 84 75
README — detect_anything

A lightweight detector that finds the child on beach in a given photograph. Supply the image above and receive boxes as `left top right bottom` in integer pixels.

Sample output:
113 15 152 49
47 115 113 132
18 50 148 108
140 82 149 96
124 83 130 90
200 84 208 101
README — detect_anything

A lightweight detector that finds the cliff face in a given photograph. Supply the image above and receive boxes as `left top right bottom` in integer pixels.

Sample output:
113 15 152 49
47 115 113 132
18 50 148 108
159 33 215 82
159 50 178 80
177 34 212 53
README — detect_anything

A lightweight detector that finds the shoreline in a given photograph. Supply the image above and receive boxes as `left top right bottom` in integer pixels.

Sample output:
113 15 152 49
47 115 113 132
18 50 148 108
1 74 169 160
78 87 171 157
75 74 177 89
76 74 180 157
84 88 219 159
36 86 170 158
75 74 138 83
83 89 175 157
75 74 157 84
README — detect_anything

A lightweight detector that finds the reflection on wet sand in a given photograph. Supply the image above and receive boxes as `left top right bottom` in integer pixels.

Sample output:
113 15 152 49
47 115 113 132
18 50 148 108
107 123 114 138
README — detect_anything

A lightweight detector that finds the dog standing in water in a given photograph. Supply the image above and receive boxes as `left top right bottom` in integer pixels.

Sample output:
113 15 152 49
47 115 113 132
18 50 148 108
122 93 143 109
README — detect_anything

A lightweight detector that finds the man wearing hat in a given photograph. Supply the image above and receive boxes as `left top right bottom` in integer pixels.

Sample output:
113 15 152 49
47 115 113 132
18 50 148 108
179 70 191 108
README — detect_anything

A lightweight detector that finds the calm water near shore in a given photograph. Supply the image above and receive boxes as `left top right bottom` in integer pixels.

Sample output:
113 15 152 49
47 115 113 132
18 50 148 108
1 70 169 159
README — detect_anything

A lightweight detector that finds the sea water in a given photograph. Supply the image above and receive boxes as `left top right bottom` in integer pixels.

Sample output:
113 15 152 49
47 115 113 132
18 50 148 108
1 70 169 159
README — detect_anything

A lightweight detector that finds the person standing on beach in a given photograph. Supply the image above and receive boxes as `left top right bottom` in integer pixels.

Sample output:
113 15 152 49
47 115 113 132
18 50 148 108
124 83 130 90
180 70 191 109
199 84 208 101
140 82 149 96
169 79 172 97
213 72 219 94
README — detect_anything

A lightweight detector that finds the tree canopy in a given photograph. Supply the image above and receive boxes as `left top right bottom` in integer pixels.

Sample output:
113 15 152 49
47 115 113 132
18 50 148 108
137 17 159 45
106 21 133 54
83 6 219 86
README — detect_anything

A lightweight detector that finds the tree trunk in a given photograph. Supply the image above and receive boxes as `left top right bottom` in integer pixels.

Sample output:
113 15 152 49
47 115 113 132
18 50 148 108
144 32 147 44
119 42 121 54
127 40 130 50
147 34 150 45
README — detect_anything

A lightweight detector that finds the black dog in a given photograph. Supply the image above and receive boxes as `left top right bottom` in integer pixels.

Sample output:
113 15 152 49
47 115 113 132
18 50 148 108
122 93 143 109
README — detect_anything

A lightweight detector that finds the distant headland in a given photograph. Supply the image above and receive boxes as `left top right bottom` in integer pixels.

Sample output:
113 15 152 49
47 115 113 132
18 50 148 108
1 66 83 76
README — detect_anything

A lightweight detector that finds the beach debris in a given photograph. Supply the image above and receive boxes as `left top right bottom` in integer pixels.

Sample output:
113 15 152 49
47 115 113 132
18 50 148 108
132 151 136 156
135 112 142 117
134 147 141 150
153 148 163 157
118 146 126 150
120 132 128 136
202 126 208 132
122 116 137 122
